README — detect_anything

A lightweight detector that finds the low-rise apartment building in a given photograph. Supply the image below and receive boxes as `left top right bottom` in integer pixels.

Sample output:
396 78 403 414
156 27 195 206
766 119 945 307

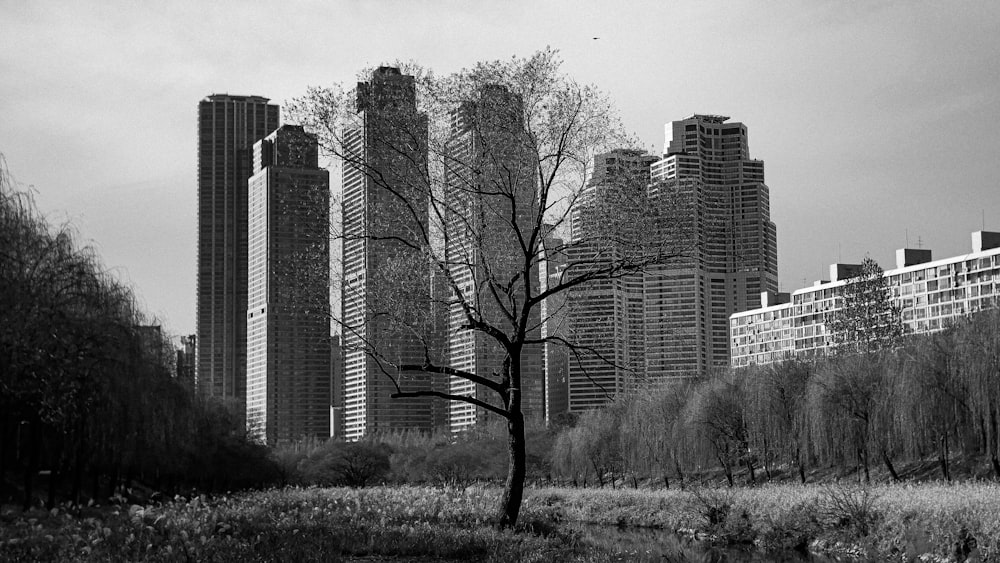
730 231 1000 367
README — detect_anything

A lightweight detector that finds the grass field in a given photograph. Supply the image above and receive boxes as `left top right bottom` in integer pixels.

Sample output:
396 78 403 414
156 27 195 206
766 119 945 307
2 482 997 561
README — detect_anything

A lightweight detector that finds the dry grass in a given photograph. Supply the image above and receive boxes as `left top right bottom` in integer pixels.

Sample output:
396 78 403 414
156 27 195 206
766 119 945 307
3 482 998 561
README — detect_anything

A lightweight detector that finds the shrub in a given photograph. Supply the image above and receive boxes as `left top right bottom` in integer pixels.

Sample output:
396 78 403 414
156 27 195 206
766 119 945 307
297 441 392 487
817 484 882 537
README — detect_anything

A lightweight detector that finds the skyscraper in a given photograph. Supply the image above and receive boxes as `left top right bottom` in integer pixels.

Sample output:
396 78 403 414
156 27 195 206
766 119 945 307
340 67 435 440
196 95 279 417
646 114 778 375
540 229 569 422
246 125 331 444
566 149 657 411
176 335 197 393
444 85 544 432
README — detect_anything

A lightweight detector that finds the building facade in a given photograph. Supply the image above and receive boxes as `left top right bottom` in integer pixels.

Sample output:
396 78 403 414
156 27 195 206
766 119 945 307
444 85 544 432
540 229 570 422
176 335 197 393
646 115 778 376
340 67 436 440
731 231 1000 367
196 94 279 418
246 125 331 444
566 149 656 411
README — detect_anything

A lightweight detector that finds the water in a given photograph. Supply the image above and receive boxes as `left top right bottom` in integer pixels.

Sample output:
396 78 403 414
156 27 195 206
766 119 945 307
575 524 844 562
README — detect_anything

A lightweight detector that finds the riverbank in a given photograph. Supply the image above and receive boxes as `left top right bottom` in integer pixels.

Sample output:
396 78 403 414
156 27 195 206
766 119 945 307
1 483 997 561
526 482 997 560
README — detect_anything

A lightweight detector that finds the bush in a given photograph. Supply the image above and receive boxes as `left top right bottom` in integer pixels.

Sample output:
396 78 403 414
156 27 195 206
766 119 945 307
756 498 823 553
817 484 881 537
297 441 391 487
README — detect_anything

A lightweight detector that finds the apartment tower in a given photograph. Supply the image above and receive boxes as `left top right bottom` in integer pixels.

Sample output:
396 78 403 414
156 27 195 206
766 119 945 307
196 94 279 417
566 149 657 411
340 67 435 440
540 229 570 422
246 125 331 444
647 114 778 375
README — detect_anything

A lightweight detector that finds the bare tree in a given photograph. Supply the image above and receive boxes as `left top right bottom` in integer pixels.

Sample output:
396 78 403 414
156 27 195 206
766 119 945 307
288 49 694 526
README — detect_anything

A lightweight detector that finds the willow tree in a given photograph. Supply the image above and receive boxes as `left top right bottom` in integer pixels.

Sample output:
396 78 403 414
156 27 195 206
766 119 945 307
815 256 906 481
954 308 1000 477
289 49 694 526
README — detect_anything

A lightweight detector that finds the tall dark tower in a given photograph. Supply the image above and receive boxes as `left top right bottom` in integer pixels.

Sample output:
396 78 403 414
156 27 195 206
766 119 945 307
341 67 434 440
196 94 279 418
246 125 331 444
444 85 544 432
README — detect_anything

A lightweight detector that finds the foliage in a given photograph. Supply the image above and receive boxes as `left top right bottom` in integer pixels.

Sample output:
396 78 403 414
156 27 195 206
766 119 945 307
548 306 1000 489
817 484 881 537
528 482 1000 560
3 483 1000 561
829 256 904 354
297 441 392 488
0 486 585 562
0 156 278 509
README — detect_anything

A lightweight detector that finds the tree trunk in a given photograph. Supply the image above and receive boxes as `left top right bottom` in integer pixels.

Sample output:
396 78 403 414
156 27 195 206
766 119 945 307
717 453 734 487
0 412 8 500
22 420 38 511
592 460 605 488
91 468 100 502
674 459 685 490
745 457 756 484
662 473 670 489
991 410 1000 479
109 461 120 500
71 450 83 505
47 431 65 509
47 467 59 509
496 410 525 528
938 433 951 483
881 449 900 482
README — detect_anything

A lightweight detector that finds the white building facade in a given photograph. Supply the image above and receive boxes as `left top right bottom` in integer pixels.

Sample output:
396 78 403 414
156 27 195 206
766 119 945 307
731 231 1000 367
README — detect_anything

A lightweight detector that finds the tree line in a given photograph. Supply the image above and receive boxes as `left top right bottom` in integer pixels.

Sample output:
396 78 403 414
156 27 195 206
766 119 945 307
0 158 278 510
270 423 557 489
550 307 1000 488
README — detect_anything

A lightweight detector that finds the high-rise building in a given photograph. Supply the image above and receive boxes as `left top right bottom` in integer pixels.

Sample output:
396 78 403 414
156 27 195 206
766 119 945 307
566 149 657 411
540 229 570 422
330 334 344 438
196 94 279 418
646 115 777 376
176 335 197 393
444 85 544 432
340 67 435 440
246 125 331 444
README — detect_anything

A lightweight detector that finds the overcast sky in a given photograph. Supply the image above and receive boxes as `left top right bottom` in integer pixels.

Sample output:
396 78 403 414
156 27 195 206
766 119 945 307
2 0 999 337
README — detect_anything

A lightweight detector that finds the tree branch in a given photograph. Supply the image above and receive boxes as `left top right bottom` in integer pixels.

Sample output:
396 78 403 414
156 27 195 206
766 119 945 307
390 390 509 419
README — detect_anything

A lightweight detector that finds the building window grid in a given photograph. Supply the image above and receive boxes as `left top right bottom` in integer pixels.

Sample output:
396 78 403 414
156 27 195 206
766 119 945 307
730 247 1000 367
